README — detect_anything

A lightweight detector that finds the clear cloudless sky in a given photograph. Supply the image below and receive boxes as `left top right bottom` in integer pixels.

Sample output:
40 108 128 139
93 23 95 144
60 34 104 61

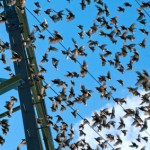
0 0 150 149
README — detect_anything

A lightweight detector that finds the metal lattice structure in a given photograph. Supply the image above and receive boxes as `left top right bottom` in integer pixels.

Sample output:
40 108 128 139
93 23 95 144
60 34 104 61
0 0 54 149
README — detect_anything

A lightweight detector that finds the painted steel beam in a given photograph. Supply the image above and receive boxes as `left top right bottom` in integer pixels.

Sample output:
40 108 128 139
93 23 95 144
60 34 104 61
0 105 21 118
16 1 54 150
0 78 7 83
0 74 22 95
3 0 43 150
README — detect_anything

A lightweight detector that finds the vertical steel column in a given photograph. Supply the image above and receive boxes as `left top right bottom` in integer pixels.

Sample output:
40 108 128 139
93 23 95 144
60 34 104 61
3 0 43 150
15 0 54 149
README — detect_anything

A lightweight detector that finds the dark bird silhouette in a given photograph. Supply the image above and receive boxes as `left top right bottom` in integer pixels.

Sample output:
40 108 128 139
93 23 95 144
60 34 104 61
44 9 53 16
117 79 124 86
108 60 115 66
80 60 88 77
0 119 9 135
60 104 66 112
80 0 86 10
141 146 146 150
56 115 63 123
50 10 64 23
40 19 48 31
137 8 145 21
60 121 68 131
124 2 132 7
109 86 116 92
68 86 75 99
9 50 22 63
129 142 138 149
104 3 110 16
120 25 128 30
117 7 125 12
16 139 26 150
110 16 118 25
78 30 85 39
65 71 79 78
62 48 71 59
0 135 5 145
33 9 41 15
52 79 67 88
119 30 128 41
114 135 122 146
34 2 41 9
136 134 141 142
40 52 48 64
128 23 136 34
4 96 17 117
117 117 125 130
99 140 108 149
106 71 111 80
110 107 115 119
135 70 150 91
142 136 148 142
99 30 107 37
0 14 7 24
0 53 6 64
71 109 79 118
49 30 63 44
139 28 148 35
139 19 146 26
94 136 103 144
98 75 106 83
47 46 58 52
139 38 146 48
79 130 86 136
127 87 140 96
52 58 59 70
100 54 106 66
51 101 59 112
38 34 45 40
121 129 128 136
106 134 114 142
98 44 107 51
66 8 75 21
96 5 104 17
124 108 135 118
33 25 41 32
140 119 148 132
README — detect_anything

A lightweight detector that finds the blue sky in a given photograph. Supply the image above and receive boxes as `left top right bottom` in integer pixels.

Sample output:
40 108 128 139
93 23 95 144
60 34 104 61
0 0 150 149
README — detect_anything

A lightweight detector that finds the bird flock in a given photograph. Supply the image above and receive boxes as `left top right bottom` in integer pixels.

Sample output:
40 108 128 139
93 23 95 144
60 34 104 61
0 0 150 149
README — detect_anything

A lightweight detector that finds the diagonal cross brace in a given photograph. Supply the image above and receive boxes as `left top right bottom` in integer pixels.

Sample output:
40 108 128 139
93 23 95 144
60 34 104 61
0 105 21 118
0 74 23 95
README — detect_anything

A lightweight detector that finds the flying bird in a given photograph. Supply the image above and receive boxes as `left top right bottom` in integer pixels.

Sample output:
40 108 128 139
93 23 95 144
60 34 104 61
52 58 59 70
9 50 22 63
66 8 75 21
71 109 79 118
17 139 27 150
34 2 41 9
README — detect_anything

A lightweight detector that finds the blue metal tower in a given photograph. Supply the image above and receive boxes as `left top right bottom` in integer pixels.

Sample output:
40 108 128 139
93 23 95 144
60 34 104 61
0 0 54 149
